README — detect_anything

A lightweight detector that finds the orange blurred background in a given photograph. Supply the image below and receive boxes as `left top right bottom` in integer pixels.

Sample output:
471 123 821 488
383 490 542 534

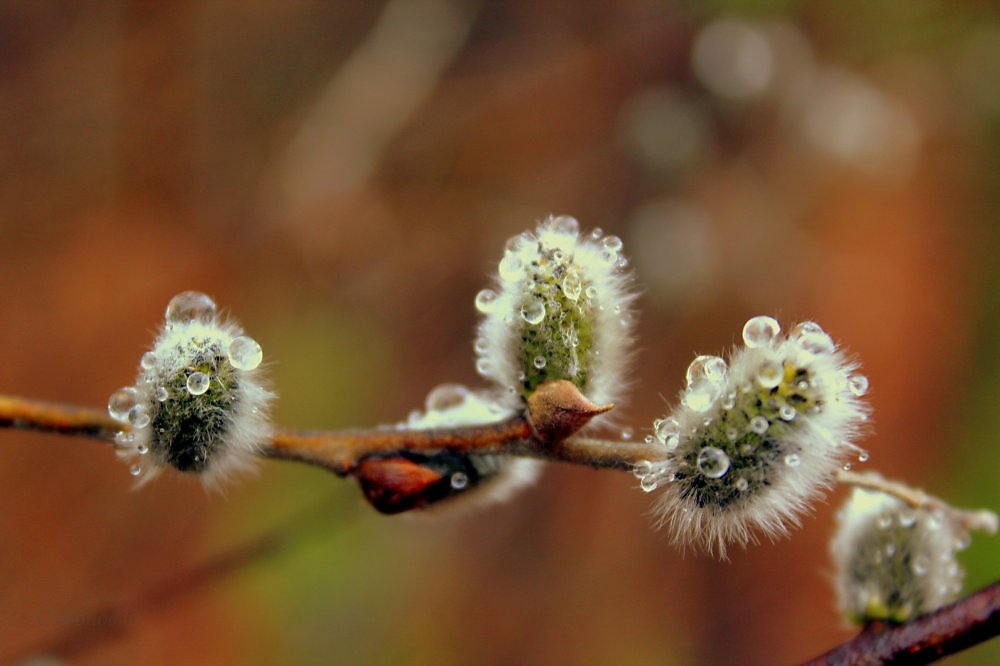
1 1 999 664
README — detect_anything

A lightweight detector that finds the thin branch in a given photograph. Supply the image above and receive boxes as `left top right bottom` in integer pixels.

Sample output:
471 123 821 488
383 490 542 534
837 470 999 534
802 581 1000 666
0 390 665 476
0 394 121 441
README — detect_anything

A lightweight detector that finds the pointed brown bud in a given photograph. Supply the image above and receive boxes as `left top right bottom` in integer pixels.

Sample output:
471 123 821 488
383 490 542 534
355 457 450 514
526 380 613 444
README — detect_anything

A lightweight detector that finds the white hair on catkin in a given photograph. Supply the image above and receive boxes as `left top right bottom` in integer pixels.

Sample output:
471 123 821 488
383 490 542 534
635 316 871 558
473 215 637 415
107 291 273 488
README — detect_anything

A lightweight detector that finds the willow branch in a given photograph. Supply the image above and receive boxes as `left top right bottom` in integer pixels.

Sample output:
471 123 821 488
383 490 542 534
0 386 663 476
837 470 999 534
802 581 1000 665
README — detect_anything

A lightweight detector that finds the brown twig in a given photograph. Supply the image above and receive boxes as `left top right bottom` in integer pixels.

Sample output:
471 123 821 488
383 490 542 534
0 386 665 476
0 394 122 441
802 581 1000 665
837 470 999 535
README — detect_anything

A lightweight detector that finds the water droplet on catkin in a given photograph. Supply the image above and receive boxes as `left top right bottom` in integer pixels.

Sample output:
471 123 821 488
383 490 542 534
186 372 210 396
848 374 869 396
140 352 157 371
749 416 769 434
562 271 582 300
756 361 783 389
108 387 139 422
127 404 150 428
228 335 263 370
450 472 469 490
520 300 546 325
165 291 217 325
742 315 780 348
697 446 730 478
475 289 497 313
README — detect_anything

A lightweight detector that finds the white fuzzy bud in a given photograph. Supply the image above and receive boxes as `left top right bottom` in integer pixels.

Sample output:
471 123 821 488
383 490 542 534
108 291 274 486
638 316 870 556
474 216 636 409
831 488 967 624
401 384 541 509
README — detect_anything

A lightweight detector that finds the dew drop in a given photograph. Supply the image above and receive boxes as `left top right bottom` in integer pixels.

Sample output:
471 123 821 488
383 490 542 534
590 227 604 240
779 404 796 421
128 404 150 429
911 555 929 576
721 391 737 410
165 291 217 325
653 417 679 445
562 271 582 300
533 355 547 370
842 462 853 471
848 374 870 397
601 235 623 253
476 358 493 377
136 443 149 455
640 476 659 493
796 329 835 355
742 315 780 348
899 510 917 528
228 335 263 370
756 360 783 389
857 450 869 463
129 465 142 477
140 351 157 371
585 286 598 299
498 253 524 281
633 460 653 479
686 355 728 385
475 289 498 313
186 372 210 396
735 477 749 492
749 416 769 434
550 215 580 235
520 300 546 325
697 446 730 478
784 453 801 467
474 336 490 354
644 435 656 445
877 514 892 529
425 383 469 411
726 427 739 441
682 384 719 412
156 386 169 402
450 472 469 490
620 427 633 440
114 431 128 446
108 387 139 423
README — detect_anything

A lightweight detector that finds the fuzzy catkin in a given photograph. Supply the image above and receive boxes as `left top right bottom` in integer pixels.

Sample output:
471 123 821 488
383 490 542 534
639 316 870 556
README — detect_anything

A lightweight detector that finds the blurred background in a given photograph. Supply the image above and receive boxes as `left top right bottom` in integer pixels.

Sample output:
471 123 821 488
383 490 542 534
1 1 999 664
